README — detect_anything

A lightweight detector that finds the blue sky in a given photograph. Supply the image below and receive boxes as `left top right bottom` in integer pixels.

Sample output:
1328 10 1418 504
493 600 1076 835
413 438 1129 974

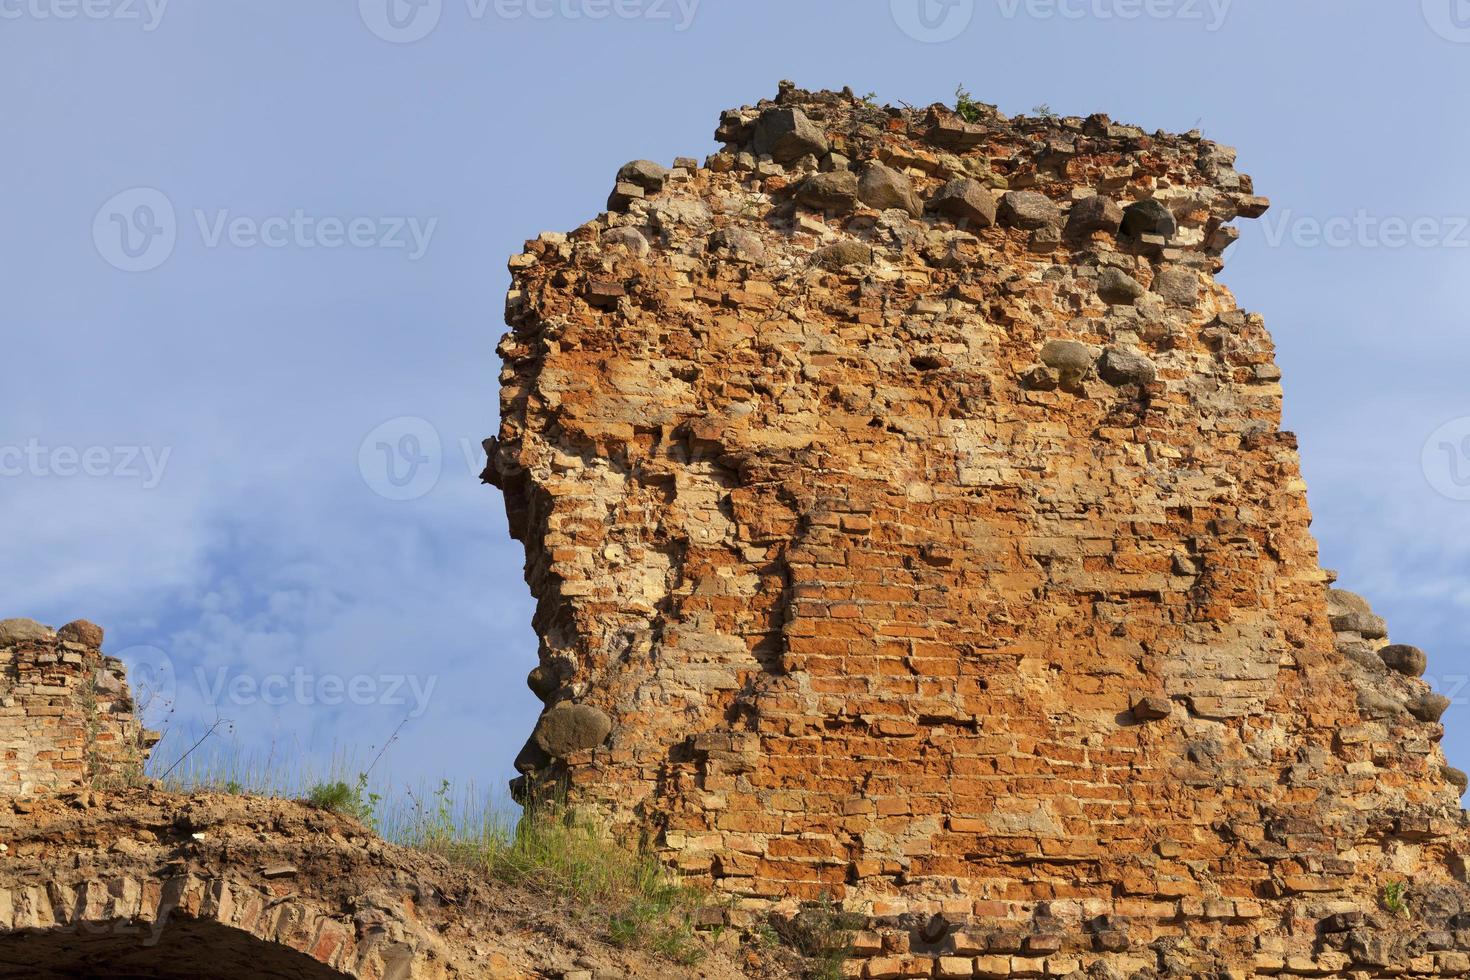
4 0 1470 794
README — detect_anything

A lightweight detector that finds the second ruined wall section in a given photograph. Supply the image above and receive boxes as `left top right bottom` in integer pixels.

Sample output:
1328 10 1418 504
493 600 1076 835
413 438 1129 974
0 618 157 795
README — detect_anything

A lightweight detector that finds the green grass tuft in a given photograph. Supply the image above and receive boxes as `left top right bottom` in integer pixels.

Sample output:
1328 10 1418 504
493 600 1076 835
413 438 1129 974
400 781 711 964
305 774 379 826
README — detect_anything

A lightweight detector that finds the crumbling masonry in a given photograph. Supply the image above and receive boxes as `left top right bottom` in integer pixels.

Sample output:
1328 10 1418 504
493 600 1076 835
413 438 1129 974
0 618 155 795
489 83 1470 977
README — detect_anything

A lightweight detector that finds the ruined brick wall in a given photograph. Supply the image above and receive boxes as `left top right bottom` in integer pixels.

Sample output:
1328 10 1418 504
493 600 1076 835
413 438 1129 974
0 618 157 795
489 84 1470 977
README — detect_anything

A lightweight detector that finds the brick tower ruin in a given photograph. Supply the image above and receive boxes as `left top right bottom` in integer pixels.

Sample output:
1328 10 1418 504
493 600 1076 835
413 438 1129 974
488 83 1470 976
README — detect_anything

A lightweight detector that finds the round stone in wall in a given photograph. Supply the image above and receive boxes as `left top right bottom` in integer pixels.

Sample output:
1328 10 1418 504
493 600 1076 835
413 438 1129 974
1121 199 1178 238
58 621 105 647
533 703 614 758
1039 340 1095 374
616 159 670 192
1409 692 1451 724
1378 644 1428 678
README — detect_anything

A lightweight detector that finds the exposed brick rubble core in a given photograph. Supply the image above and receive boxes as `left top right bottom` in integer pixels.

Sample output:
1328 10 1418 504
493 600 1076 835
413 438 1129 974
490 83 1470 977
0 618 157 794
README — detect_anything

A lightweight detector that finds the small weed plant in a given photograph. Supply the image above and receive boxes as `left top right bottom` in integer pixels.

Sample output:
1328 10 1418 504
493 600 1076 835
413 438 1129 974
954 85 985 123
1383 880 1410 918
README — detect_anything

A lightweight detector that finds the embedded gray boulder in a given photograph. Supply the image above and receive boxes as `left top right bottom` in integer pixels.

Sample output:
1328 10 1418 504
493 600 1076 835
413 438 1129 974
857 163 922 217
1357 687 1404 721
1097 348 1158 386
814 240 873 269
1066 195 1123 236
796 170 859 212
1446 766 1469 794
526 664 558 702
0 618 51 646
1097 268 1146 305
601 226 649 256
1327 589 1389 640
533 703 614 758
1121 199 1178 239
1379 644 1428 678
750 106 828 163
607 181 644 211
1410 692 1452 724
1338 639 1387 674
616 159 670 192
929 178 996 227
1153 268 1201 307
709 227 767 264
998 190 1062 230
1040 340 1096 378
514 735 551 774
